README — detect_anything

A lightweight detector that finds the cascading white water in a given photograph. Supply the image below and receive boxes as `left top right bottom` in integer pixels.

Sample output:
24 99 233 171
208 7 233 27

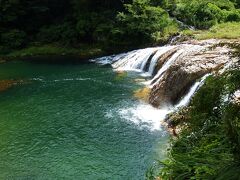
92 44 212 130
118 74 210 131
118 103 170 131
147 46 175 76
92 46 178 73
175 74 211 109
149 49 184 86
93 44 209 96
112 47 161 71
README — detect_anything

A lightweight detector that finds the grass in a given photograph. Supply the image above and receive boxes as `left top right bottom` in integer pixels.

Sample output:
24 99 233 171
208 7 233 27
4 43 104 60
182 22 240 40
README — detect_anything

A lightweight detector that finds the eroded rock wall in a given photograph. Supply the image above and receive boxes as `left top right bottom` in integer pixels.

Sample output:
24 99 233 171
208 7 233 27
149 40 235 107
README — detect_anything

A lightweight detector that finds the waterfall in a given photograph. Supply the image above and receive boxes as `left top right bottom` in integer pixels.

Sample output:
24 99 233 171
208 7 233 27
92 45 208 103
175 74 211 109
149 49 184 86
93 45 210 104
92 46 178 75
112 47 160 71
147 46 175 75
90 39 231 131
91 43 217 130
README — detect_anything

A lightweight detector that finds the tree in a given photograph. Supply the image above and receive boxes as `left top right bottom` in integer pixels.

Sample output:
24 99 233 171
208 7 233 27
116 0 178 45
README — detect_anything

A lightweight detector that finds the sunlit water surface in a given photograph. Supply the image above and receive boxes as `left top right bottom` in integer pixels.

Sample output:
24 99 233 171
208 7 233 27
0 60 168 179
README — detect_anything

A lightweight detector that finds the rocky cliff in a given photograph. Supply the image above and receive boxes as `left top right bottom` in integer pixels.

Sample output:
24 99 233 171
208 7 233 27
149 39 238 107
93 39 239 109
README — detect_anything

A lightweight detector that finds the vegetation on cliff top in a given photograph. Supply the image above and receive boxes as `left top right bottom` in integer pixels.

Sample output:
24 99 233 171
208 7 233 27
1 0 240 59
182 22 240 40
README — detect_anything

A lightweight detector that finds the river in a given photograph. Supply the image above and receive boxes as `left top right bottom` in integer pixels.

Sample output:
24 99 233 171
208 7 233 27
0 60 168 179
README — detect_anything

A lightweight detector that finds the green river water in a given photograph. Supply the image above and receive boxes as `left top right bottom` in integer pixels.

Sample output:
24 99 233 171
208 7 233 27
0 60 168 179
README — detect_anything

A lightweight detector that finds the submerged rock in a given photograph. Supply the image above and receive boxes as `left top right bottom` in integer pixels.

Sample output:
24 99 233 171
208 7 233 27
0 59 6 64
0 79 27 92
115 71 128 81
134 87 151 102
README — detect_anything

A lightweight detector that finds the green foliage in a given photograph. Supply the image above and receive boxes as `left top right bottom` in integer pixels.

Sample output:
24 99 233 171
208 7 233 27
149 69 240 180
37 23 78 45
75 11 115 42
174 0 240 29
0 0 239 56
0 29 26 53
116 0 179 46
0 0 25 24
182 22 240 40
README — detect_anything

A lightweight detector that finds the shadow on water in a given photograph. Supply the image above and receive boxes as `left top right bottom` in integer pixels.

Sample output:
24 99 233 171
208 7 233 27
18 55 94 65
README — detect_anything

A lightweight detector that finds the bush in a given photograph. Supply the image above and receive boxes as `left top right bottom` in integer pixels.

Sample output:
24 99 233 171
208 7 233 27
225 9 240 21
37 22 78 45
76 12 114 42
174 0 240 29
0 29 26 53
149 69 240 180
115 0 179 46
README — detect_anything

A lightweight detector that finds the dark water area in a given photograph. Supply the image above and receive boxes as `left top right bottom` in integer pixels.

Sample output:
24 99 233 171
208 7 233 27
0 60 168 179
18 55 93 64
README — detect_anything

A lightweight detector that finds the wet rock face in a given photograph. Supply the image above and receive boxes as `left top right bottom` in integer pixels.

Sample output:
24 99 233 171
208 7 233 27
149 41 233 108
152 47 178 76
150 67 207 107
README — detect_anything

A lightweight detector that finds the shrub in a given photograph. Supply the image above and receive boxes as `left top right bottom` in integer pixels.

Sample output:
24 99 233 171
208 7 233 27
174 0 239 29
225 9 240 21
37 22 78 45
149 69 240 180
116 0 179 46
0 29 26 49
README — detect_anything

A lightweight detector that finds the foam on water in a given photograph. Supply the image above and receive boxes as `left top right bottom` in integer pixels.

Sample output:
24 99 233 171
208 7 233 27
117 103 170 131
31 77 92 82
115 74 211 132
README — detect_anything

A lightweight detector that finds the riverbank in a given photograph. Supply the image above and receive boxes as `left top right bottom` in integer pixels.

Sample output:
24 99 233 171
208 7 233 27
0 43 106 63
1 23 240 64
